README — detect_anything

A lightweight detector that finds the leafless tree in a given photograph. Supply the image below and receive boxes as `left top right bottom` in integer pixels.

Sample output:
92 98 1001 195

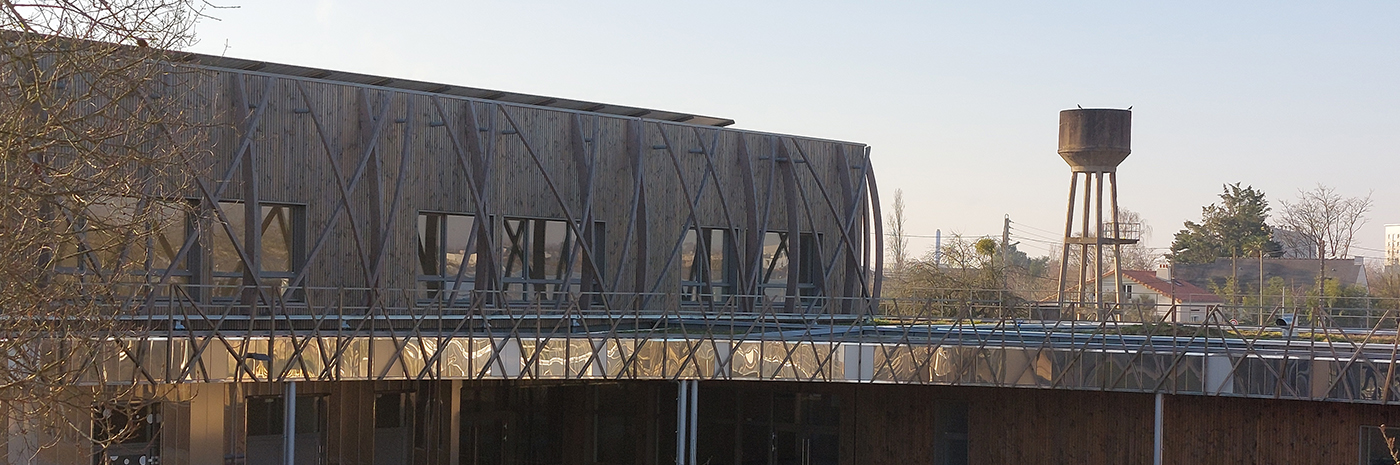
886 188 909 272
1114 208 1160 270
1276 184 1373 259
2 1 210 461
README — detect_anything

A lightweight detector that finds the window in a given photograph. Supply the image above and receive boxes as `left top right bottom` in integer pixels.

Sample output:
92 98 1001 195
94 403 161 464
758 231 820 300
500 218 603 303
417 213 478 303
1361 425 1400 465
681 228 735 302
211 202 304 299
375 392 414 465
934 401 969 465
55 197 192 287
245 395 326 465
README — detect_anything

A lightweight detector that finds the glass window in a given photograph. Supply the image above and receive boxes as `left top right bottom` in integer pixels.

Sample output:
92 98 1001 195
500 218 603 303
681 228 734 303
58 198 189 277
935 401 969 465
94 403 161 463
245 395 326 465
759 232 820 300
54 198 191 296
417 213 477 302
375 392 413 464
261 205 296 273
212 202 304 299
1362 425 1400 465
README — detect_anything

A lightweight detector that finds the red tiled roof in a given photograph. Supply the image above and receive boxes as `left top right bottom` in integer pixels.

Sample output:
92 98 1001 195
1113 270 1222 304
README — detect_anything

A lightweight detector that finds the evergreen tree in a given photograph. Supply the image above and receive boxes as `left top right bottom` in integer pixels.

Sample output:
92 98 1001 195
1169 183 1281 264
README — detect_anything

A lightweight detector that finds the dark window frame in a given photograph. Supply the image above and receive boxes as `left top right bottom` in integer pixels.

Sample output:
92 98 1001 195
93 402 162 464
209 201 307 302
416 211 480 305
1361 425 1400 465
758 231 822 301
54 197 197 288
244 394 328 465
681 227 737 303
498 216 604 304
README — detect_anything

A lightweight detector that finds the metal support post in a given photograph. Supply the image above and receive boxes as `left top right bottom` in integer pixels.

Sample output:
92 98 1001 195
688 380 698 465
1153 392 1163 465
285 381 297 465
676 380 688 465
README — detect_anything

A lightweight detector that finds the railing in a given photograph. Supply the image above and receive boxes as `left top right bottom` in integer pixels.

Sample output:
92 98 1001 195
14 284 1400 404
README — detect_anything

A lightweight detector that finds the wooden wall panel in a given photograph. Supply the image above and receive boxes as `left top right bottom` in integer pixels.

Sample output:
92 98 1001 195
1164 394 1400 465
180 66 879 309
160 379 1400 464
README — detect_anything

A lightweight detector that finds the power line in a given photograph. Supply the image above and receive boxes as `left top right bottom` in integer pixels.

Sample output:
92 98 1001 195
1009 220 1063 237
1007 227 1060 243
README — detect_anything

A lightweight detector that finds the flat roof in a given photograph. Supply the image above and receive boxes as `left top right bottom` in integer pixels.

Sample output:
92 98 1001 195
180 52 736 128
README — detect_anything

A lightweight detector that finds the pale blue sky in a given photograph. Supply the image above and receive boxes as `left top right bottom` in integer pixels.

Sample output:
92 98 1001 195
189 1 1400 260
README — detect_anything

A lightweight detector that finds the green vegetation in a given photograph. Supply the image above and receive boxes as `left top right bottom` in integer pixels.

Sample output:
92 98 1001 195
1169 183 1280 265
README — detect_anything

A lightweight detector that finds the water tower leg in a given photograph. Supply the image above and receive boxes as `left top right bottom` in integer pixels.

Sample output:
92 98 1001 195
1057 172 1079 316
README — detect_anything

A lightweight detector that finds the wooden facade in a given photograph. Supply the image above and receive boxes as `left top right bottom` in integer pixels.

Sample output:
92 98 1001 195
156 55 881 312
72 380 1400 464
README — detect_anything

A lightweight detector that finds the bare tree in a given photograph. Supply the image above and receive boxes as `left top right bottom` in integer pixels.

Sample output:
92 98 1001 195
1276 184 1373 259
886 188 909 272
2 1 209 461
1114 208 1160 270
888 233 1008 315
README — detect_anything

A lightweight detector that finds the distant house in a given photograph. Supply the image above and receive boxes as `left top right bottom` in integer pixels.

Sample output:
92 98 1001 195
1093 265 1223 323
1173 256 1369 294
1271 228 1318 259
1386 224 1400 272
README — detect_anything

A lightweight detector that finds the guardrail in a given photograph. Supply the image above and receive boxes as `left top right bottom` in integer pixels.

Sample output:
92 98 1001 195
12 284 1400 404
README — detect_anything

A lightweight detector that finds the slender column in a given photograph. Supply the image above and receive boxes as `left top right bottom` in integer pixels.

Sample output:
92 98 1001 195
1110 172 1124 307
675 381 687 465
688 380 698 465
1153 392 1164 465
1094 171 1105 319
1078 173 1093 313
284 381 296 465
1057 172 1079 309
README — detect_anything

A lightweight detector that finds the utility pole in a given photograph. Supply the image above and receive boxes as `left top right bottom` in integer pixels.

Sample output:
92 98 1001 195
1259 248 1265 326
934 229 942 268
1002 215 1011 310
1319 240 1327 316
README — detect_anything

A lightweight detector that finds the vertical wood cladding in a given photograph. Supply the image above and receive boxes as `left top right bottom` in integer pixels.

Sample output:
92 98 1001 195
180 67 879 308
169 381 1400 464
1163 394 1400 465
848 384 1400 464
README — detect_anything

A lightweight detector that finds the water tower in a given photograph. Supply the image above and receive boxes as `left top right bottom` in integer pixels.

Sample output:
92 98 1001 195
1054 108 1137 319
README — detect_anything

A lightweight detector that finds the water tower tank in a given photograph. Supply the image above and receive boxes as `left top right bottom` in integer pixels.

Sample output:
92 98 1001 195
1058 109 1131 172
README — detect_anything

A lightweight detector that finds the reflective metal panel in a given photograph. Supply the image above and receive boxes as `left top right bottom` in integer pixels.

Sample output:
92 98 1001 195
630 340 666 378
731 342 761 379
566 339 601 378
439 338 474 378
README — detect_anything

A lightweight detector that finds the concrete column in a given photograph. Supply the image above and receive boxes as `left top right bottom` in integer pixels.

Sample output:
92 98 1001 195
284 381 296 465
1153 392 1163 465
675 381 687 465
688 380 698 465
